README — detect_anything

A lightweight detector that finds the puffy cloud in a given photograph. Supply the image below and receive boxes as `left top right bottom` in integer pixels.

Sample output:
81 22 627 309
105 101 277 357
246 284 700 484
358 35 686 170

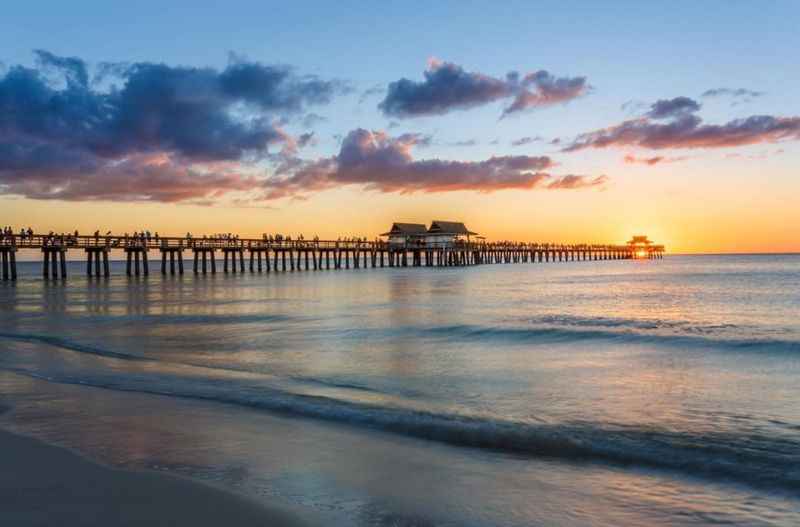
0 51 344 202
261 128 606 199
379 59 588 119
563 96 800 152
0 145 258 202
646 97 701 119
502 70 589 117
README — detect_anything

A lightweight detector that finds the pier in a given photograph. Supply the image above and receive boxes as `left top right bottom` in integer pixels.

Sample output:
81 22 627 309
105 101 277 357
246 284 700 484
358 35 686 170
0 229 664 281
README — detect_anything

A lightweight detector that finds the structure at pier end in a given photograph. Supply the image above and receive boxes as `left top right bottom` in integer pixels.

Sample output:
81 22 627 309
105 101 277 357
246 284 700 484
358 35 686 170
626 235 665 259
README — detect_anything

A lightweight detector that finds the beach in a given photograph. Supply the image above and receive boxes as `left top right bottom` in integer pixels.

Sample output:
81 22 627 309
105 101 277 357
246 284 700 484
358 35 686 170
0 427 317 526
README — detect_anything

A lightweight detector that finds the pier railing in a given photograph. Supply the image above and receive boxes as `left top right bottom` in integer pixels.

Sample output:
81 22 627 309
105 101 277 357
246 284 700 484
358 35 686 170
0 233 660 252
0 232 664 281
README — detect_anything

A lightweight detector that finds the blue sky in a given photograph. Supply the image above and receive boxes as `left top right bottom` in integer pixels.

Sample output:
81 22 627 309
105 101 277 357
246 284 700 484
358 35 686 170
2 1 800 252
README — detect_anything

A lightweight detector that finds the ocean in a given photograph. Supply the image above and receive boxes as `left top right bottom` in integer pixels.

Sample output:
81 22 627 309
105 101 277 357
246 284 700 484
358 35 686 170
1 254 799 526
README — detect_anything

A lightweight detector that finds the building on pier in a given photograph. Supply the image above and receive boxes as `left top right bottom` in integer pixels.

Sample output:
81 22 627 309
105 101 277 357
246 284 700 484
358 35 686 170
426 221 477 246
627 235 654 258
381 223 428 246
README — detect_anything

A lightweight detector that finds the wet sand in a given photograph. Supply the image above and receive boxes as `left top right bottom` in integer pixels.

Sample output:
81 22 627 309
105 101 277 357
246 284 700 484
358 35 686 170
0 428 315 527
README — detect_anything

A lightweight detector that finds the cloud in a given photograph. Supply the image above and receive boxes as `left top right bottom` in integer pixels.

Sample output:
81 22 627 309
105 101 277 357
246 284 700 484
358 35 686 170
621 99 647 114
261 129 606 199
545 174 608 189
379 59 588 119
702 88 764 99
511 136 543 147
501 70 590 117
646 97 701 119
0 146 258 202
623 154 688 165
358 83 385 104
563 96 800 152
0 51 345 202
297 132 316 148
447 139 478 147
302 113 327 128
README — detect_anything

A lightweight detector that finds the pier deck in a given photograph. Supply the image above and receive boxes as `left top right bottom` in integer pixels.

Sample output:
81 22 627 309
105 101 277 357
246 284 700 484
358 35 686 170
0 233 664 280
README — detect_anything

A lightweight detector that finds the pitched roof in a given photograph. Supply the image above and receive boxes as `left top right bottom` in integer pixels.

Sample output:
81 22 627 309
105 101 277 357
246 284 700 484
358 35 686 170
627 235 652 245
427 221 477 236
381 223 428 236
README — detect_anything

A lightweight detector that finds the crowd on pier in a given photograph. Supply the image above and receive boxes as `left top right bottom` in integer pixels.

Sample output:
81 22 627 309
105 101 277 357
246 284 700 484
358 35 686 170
2 226 643 253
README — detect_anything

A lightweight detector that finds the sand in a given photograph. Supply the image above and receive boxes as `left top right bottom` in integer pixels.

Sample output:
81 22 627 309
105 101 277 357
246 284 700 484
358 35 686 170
0 428 315 526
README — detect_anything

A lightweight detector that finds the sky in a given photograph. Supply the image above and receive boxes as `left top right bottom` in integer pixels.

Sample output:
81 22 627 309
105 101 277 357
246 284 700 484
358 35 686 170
1 0 799 253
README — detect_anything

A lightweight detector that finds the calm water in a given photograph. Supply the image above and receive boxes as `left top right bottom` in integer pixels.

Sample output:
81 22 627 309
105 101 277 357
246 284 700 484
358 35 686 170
1 255 799 526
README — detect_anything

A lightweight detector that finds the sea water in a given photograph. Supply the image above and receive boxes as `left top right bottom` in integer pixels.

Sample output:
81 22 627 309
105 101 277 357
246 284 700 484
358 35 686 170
1 255 799 525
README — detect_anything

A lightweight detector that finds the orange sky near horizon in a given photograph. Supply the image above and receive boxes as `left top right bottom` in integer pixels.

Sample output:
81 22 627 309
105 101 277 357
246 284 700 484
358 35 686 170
4 159 798 255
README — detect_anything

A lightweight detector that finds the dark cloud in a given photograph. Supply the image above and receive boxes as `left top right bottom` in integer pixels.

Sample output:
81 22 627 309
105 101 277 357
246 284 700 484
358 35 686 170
0 144 258 202
501 70 589 117
563 95 800 152
702 88 764 99
261 128 606 199
35 49 90 88
297 132 316 148
511 136 543 147
0 51 344 202
646 97 701 119
379 59 588 119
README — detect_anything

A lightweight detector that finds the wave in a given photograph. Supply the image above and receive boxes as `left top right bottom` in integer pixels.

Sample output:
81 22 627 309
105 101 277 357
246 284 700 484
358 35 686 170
0 332 148 361
3 363 800 494
410 323 800 354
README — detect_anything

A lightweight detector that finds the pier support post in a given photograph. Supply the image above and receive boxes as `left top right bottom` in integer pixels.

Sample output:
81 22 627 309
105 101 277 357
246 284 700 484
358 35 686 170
9 249 16 280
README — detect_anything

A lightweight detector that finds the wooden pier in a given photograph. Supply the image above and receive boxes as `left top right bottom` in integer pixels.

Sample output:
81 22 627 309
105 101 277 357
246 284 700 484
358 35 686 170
0 233 664 281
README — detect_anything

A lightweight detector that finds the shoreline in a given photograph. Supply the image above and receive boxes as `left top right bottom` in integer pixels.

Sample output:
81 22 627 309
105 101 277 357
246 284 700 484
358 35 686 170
0 426 318 527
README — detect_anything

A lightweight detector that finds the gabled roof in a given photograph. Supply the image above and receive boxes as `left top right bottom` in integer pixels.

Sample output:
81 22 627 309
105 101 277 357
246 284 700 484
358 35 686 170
627 235 652 245
381 223 428 236
427 221 477 236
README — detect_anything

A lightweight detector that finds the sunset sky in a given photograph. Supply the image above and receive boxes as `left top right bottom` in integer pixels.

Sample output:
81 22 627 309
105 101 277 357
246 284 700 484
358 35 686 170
2 1 799 253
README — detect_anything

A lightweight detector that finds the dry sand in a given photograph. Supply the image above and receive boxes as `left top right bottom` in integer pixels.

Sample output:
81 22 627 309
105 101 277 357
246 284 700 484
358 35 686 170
0 428 317 526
